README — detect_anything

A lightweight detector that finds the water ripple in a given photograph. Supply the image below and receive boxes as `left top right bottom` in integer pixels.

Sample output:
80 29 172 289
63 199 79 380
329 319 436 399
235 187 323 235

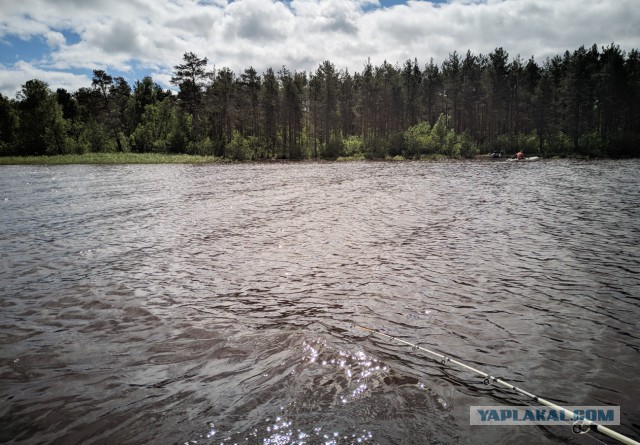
0 160 639 444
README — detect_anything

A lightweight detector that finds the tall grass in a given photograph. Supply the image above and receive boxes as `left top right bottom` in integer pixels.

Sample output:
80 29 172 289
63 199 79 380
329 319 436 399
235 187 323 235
0 152 226 165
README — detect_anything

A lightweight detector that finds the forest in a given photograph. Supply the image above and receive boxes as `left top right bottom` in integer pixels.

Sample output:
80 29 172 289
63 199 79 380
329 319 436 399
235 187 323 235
1 43 639 160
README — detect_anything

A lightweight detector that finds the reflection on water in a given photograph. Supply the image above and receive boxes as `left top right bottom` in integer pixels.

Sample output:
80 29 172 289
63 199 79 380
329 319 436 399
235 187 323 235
0 160 639 444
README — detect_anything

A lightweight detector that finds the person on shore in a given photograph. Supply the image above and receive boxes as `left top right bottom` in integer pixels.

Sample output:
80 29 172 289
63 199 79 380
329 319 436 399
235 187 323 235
515 150 525 160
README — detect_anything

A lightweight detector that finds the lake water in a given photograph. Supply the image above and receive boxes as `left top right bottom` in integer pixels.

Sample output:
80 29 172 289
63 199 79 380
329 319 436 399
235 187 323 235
1 160 639 445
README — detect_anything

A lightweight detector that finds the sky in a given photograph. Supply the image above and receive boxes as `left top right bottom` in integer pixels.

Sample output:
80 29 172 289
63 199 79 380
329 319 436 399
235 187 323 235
1 0 639 98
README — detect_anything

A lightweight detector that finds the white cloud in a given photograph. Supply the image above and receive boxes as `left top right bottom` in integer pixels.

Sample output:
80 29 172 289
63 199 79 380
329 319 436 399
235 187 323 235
0 61 90 98
0 0 639 97
88 19 143 55
45 31 66 48
164 8 222 37
223 0 294 41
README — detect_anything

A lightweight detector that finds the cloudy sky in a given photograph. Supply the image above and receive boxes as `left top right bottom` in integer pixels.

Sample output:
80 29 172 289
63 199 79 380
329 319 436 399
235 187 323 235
1 0 639 97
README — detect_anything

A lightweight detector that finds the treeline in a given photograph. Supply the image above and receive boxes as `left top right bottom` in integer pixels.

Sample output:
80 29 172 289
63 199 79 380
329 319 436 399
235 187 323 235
1 43 639 160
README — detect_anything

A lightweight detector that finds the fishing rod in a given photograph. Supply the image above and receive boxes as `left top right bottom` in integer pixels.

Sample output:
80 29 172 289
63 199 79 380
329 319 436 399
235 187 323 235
353 324 639 445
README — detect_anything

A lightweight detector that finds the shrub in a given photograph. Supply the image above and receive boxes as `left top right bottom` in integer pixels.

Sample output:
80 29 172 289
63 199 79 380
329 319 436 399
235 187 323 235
520 130 540 155
187 137 215 156
578 131 604 157
458 131 478 158
607 131 640 158
343 135 364 157
324 137 344 159
545 131 573 156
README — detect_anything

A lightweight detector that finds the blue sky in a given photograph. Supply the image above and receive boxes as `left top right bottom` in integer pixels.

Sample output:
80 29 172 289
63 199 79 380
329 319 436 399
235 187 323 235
1 0 639 97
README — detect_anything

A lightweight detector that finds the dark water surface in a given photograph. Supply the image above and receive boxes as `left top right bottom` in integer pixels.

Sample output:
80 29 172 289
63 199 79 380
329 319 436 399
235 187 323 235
1 160 639 445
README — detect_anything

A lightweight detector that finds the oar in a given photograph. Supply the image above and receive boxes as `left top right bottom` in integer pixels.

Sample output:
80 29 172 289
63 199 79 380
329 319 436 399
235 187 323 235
353 325 639 445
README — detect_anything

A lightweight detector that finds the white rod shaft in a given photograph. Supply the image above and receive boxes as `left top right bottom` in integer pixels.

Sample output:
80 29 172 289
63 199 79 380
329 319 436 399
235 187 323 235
353 325 639 445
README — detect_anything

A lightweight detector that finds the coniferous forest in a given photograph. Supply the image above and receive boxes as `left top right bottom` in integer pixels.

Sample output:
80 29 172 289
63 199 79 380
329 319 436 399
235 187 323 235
1 43 639 160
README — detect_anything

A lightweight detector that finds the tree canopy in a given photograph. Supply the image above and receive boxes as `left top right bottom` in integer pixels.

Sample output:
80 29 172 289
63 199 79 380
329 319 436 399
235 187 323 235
2 44 639 160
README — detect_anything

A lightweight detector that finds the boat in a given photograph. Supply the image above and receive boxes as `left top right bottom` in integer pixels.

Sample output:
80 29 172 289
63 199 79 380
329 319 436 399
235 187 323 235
507 156 540 162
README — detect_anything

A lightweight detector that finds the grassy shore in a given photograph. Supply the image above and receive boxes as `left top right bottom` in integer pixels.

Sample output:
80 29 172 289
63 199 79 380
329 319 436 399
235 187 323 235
0 152 226 165
0 151 600 165
3 152 460 165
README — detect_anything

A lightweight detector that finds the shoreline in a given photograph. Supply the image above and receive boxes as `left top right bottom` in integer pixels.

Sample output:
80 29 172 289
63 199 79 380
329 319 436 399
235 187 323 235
0 153 227 165
0 152 612 166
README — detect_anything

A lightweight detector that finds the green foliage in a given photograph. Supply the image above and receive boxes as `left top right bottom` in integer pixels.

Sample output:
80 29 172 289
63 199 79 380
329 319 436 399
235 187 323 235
64 120 89 154
226 131 245 160
431 114 448 153
457 131 478 158
520 131 540 155
444 129 458 157
493 131 539 157
363 140 388 159
387 132 405 157
56 88 79 120
577 131 604 157
186 137 215 156
400 114 457 157
545 131 573 156
171 52 211 117
43 123 72 156
404 121 432 157
323 137 344 159
84 121 116 152
405 119 477 158
168 112 193 154
225 131 262 161
14 80 68 156
419 153 449 161
607 131 640 158
2 42 640 160
336 154 365 161
130 98 181 153
493 134 513 154
0 94 19 155
0 152 224 165
125 76 164 134
342 135 364 157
